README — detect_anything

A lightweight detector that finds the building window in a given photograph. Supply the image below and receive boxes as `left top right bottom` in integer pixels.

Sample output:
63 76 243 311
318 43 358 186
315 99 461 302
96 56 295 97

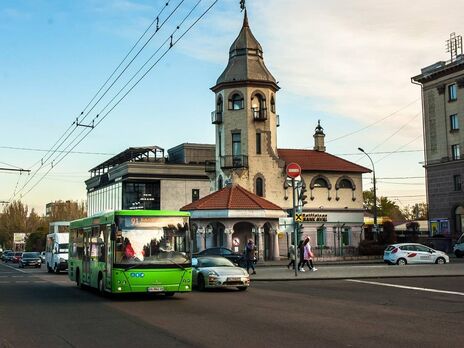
452 144 461 160
216 96 223 113
449 84 457 102
251 93 267 120
270 96 275 113
229 93 244 110
339 179 353 189
218 176 223 190
256 177 264 197
232 133 241 158
342 227 351 246
454 175 462 191
192 189 200 202
314 178 328 188
317 227 325 247
256 133 261 154
450 114 459 131
218 130 222 156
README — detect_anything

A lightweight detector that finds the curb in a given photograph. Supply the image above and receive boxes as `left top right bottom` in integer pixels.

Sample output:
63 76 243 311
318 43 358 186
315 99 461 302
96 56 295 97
250 274 464 282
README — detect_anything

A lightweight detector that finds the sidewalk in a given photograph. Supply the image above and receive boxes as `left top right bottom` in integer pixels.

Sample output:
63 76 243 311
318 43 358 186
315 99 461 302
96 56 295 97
248 257 464 281
256 255 383 267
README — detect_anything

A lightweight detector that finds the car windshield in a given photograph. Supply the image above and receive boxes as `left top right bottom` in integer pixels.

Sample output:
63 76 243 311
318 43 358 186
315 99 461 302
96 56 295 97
115 215 190 265
58 244 69 253
22 252 39 258
199 257 234 268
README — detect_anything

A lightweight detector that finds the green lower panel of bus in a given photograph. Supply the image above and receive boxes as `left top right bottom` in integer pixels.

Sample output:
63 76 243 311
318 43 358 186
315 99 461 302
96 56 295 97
69 259 192 294
112 268 192 293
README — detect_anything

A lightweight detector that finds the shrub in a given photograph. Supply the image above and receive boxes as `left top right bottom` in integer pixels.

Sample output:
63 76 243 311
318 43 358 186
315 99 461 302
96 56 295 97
358 240 386 256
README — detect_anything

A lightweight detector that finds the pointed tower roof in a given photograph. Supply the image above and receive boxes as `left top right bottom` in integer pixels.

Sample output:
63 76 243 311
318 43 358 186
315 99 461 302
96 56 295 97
212 10 278 92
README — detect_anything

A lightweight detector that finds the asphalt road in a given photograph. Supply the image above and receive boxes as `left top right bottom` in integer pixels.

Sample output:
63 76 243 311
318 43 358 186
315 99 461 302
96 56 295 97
1 262 463 348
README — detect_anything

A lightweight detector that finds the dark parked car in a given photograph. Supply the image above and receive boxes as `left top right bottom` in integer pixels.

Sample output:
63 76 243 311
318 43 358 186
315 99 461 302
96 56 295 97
1 250 13 262
12 252 23 263
194 247 245 265
3 251 15 263
19 252 42 268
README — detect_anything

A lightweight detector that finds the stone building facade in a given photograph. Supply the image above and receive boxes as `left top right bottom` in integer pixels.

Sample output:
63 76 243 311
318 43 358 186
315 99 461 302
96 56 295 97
182 11 370 259
412 53 464 239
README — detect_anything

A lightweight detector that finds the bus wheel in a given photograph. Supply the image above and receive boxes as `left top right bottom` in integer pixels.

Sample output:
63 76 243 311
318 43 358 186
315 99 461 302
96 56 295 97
98 274 105 296
76 269 82 288
197 275 205 291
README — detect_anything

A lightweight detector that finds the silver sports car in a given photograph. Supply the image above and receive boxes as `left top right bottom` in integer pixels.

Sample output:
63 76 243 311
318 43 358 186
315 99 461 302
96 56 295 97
192 256 250 291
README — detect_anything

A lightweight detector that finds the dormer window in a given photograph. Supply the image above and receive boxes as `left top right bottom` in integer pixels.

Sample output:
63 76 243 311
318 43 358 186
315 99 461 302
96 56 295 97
229 93 244 110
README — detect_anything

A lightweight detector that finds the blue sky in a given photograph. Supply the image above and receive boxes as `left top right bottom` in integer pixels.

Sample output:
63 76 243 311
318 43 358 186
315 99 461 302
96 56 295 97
0 0 459 214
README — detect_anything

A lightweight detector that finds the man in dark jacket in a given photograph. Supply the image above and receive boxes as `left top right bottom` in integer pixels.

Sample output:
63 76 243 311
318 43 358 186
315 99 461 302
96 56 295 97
245 239 256 275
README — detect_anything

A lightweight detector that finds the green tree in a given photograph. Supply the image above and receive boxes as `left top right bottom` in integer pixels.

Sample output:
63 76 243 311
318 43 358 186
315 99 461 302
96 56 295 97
363 190 405 221
47 200 86 222
401 203 428 220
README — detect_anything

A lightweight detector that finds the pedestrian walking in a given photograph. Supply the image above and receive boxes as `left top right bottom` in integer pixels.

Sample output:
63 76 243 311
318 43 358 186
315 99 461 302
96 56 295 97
287 244 296 270
303 237 317 271
245 239 256 275
297 239 305 272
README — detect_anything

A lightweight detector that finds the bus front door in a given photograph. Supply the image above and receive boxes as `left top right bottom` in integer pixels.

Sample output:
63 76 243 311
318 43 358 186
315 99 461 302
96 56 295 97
105 226 112 291
82 230 91 284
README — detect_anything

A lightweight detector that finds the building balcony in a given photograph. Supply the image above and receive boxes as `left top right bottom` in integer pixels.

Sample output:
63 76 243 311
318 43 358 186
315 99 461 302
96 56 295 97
205 160 216 173
252 108 267 121
220 155 248 169
211 111 223 124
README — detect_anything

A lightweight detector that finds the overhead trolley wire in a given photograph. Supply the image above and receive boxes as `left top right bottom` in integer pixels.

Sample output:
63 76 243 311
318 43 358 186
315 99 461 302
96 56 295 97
14 0 219 200
11 0 183 201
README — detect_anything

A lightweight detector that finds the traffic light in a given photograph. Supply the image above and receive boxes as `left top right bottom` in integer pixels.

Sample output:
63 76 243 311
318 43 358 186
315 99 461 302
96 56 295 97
299 182 308 207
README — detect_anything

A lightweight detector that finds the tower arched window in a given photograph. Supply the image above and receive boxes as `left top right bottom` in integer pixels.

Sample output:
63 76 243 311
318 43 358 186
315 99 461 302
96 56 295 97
270 96 275 113
256 177 264 197
218 176 224 190
251 93 267 120
229 93 244 110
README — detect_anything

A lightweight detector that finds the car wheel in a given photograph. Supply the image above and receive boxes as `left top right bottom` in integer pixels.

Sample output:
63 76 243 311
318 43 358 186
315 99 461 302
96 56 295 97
397 258 407 266
455 250 463 258
197 274 206 291
435 257 446 264
237 286 248 291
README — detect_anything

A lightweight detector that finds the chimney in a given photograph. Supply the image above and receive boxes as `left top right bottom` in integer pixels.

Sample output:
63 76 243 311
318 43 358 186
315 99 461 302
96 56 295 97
313 120 326 152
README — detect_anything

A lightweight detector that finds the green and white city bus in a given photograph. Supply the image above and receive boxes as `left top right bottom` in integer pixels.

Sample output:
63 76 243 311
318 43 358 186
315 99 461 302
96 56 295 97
68 210 192 296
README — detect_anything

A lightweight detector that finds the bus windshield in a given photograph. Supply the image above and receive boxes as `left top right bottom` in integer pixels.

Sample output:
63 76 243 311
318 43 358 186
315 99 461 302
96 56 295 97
115 215 190 265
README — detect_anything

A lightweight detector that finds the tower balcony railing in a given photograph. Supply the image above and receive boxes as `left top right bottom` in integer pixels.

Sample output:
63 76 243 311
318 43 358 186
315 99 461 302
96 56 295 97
211 111 223 124
205 160 216 173
220 155 249 169
252 107 267 121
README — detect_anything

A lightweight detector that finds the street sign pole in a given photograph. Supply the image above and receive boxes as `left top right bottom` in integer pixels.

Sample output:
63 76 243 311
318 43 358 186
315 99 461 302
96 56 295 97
292 177 298 277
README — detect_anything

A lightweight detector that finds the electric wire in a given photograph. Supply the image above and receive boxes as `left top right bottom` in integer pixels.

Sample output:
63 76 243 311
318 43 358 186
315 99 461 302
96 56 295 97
27 1 178 173
14 0 218 200
326 98 420 143
11 1 185 200
0 145 114 156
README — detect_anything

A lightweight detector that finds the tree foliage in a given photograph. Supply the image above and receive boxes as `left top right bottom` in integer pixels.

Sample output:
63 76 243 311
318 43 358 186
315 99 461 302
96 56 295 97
401 203 428 220
47 200 86 222
363 190 405 221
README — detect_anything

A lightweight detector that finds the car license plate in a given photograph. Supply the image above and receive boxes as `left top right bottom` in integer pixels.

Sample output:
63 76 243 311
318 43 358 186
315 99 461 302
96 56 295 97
147 287 164 293
227 277 241 282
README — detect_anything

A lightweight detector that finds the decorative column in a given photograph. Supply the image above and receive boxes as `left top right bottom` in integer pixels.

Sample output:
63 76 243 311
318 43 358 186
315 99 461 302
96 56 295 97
224 227 234 249
197 227 206 252
256 226 265 262
272 228 280 260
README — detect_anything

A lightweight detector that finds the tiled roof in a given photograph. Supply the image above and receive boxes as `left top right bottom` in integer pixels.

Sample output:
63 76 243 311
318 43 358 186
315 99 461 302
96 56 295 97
277 149 371 173
181 184 283 211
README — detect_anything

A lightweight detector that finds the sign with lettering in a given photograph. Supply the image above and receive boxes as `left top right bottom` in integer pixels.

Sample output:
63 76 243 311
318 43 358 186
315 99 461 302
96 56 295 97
302 213 327 222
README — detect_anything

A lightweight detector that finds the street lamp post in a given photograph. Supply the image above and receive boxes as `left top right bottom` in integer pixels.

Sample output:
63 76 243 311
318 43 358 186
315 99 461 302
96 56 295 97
358 147 378 238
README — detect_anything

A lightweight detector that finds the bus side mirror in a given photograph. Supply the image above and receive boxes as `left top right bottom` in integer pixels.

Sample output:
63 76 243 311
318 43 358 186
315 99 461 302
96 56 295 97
110 225 116 241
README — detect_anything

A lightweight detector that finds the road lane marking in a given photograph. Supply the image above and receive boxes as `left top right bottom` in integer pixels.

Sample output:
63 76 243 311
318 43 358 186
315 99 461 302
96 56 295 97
0 263 26 273
346 279 464 296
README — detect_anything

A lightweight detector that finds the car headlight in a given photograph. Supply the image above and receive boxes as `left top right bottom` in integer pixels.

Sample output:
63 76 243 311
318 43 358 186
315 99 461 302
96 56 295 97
208 270 219 277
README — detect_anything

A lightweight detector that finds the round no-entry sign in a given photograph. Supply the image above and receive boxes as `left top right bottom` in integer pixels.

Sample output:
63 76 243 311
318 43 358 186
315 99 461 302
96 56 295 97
286 162 301 178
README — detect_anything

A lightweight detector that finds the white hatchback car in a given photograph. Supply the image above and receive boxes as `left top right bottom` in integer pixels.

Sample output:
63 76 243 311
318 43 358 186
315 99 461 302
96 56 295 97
384 243 449 265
